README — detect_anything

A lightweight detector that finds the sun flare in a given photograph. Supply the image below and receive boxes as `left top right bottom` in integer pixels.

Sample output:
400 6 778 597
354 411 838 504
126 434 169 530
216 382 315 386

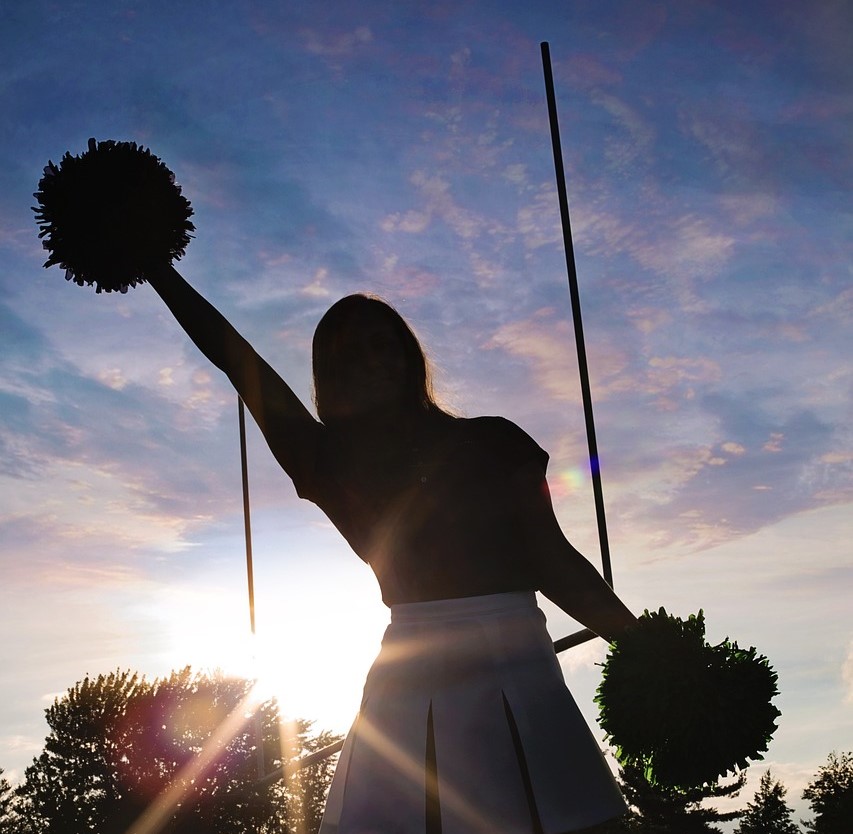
153 578 388 734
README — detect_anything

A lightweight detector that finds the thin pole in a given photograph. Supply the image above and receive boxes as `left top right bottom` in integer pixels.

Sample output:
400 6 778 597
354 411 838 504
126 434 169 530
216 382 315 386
238 396 265 778
540 41 613 588
238 397 258 633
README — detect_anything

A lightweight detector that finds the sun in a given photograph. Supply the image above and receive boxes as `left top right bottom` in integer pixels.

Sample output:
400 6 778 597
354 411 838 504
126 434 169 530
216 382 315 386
152 574 389 736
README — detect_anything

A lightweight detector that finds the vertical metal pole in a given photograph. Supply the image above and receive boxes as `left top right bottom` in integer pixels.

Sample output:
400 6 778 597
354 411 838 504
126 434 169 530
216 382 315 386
238 397 258 633
238 396 265 778
540 42 614 587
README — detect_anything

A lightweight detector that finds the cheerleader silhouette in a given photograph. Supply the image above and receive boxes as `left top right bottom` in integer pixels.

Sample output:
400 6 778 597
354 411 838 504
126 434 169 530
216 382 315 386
146 263 636 834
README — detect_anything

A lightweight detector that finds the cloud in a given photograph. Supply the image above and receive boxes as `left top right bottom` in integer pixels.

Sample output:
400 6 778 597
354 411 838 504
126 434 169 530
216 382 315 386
567 198 737 315
516 184 562 250
680 109 763 180
625 306 672 334
484 308 729 417
0 220 38 259
624 398 844 549
779 0 853 92
299 25 373 58
380 210 431 234
843 640 853 704
0 411 52 480
644 356 722 404
0 735 41 783
502 163 528 187
812 288 853 326
0 346 236 517
591 90 656 172
562 54 623 91
631 215 735 289
0 300 51 366
97 368 128 391
378 166 524 294
408 170 488 240
299 267 334 298
484 310 585 404
372 255 443 299
718 192 781 225
763 432 785 453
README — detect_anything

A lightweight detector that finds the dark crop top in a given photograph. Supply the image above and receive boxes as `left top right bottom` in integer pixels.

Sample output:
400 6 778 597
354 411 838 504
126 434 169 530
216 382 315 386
293 415 549 606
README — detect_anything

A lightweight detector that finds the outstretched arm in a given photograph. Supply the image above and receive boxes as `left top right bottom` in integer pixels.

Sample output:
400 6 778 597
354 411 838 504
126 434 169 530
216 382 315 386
515 463 636 642
145 264 320 482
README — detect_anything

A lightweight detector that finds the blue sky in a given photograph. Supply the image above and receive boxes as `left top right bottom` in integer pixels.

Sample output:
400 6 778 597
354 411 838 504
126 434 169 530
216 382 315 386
1 0 851 823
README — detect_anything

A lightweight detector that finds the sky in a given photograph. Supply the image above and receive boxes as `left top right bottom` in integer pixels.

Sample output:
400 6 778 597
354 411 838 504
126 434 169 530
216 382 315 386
1 0 851 824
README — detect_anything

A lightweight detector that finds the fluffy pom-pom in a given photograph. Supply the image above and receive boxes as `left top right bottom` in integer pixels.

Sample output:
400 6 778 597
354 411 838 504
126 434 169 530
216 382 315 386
33 138 194 293
596 608 780 789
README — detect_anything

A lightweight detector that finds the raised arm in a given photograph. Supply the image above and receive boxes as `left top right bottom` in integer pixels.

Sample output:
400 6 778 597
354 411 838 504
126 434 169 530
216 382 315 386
145 264 320 483
514 463 636 642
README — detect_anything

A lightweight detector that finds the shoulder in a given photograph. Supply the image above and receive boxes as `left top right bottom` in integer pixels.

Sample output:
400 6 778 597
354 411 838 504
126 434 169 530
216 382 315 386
457 415 549 472
460 414 541 446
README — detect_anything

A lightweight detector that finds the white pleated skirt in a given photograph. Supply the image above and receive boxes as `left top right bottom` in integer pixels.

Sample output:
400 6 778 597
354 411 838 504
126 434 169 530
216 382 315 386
319 592 627 834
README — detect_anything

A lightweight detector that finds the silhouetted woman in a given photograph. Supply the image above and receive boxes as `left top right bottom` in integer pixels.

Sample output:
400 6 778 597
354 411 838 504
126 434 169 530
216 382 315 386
146 264 636 834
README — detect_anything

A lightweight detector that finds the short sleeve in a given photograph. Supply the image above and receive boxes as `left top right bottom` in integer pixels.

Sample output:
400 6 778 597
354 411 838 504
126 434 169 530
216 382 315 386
475 416 549 475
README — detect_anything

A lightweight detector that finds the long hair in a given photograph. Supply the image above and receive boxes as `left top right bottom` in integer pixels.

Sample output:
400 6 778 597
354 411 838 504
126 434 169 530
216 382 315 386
312 294 441 424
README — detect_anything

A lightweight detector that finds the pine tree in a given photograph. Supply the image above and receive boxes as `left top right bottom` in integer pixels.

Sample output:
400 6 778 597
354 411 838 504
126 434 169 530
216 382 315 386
802 751 853 834
0 767 37 834
735 770 799 834
0 769 13 834
616 762 745 833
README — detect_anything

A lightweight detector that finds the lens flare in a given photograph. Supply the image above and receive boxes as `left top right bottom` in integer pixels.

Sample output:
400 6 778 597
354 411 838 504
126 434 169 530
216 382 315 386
550 466 587 499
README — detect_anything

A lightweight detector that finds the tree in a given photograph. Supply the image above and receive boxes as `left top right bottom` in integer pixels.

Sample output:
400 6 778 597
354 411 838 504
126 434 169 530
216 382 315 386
290 727 344 834
734 770 799 834
15 668 341 834
0 767 37 834
614 762 745 833
19 669 146 834
0 769 10 812
0 769 14 834
802 751 853 834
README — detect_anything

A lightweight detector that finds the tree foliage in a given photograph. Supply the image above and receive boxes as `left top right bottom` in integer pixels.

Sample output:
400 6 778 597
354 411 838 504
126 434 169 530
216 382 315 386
734 770 799 834
13 668 341 834
611 762 746 833
0 769 18 834
802 750 853 834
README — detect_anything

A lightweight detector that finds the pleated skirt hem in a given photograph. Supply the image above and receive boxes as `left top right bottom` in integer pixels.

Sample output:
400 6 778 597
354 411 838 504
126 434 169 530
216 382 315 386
319 592 627 834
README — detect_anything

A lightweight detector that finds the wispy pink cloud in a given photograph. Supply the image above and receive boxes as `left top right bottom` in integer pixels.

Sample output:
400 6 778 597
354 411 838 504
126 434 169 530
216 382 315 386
299 25 373 58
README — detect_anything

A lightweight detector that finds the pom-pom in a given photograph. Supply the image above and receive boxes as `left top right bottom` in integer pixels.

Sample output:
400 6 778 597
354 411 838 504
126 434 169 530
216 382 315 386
33 138 194 293
596 608 780 789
